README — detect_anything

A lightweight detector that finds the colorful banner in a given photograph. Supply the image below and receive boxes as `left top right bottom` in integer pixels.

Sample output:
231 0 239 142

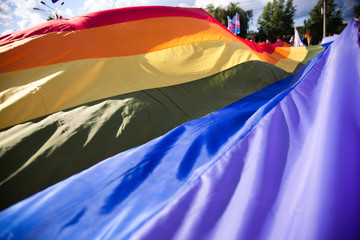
1 6 358 239
227 13 240 35
305 31 311 45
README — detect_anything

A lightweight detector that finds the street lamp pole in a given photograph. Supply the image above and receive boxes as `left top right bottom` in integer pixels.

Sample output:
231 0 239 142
33 1 64 19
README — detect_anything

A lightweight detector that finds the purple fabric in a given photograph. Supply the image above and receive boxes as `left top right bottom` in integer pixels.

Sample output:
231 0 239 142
131 19 360 239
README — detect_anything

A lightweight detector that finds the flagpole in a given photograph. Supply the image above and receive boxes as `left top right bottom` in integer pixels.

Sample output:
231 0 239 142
34 1 64 19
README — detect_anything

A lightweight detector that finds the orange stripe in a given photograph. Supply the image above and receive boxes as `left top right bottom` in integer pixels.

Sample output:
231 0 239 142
0 17 240 73
0 40 261 129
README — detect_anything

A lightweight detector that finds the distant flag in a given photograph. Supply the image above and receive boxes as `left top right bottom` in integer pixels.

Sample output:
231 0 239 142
294 26 305 47
235 13 240 35
227 13 240 35
305 32 311 45
227 16 235 34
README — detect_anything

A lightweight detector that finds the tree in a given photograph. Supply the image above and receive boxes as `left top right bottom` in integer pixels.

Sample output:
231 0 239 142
354 4 360 18
47 15 55 21
304 0 344 44
204 2 253 38
257 0 296 42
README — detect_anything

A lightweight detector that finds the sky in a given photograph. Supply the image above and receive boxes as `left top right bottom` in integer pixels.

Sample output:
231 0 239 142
0 0 358 36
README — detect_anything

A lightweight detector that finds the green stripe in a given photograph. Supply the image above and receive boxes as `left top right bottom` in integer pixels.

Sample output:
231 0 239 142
294 45 325 72
0 60 289 210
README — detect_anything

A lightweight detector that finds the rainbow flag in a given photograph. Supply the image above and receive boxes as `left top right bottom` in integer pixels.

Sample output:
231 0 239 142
1 7 359 239
305 32 311 45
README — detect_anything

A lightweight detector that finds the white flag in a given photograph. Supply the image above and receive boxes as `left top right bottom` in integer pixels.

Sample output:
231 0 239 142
294 26 305 47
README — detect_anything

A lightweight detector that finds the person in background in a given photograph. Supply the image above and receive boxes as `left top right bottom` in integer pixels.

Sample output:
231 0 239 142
289 35 294 46
301 36 308 46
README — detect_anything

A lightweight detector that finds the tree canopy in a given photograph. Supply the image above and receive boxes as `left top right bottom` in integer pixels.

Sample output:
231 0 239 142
304 0 344 44
204 2 253 38
354 4 360 18
203 0 349 46
257 0 296 43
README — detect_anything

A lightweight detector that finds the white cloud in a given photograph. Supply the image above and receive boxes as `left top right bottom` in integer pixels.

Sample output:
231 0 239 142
114 0 195 8
2 28 15 35
293 0 317 18
61 8 74 18
10 0 47 29
0 2 13 26
178 3 192 7
194 0 230 8
16 18 31 30
81 0 114 13
194 0 268 9
294 15 308 27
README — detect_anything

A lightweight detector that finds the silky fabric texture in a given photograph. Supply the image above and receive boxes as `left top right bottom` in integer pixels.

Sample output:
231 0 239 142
131 19 360 240
1 19 359 240
0 57 304 238
0 41 259 129
0 6 218 44
0 60 289 210
0 7 320 130
0 6 323 210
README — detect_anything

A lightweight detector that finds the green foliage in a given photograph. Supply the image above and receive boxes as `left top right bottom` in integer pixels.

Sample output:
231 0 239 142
354 4 360 18
47 15 55 21
257 0 295 42
304 0 344 44
204 2 253 38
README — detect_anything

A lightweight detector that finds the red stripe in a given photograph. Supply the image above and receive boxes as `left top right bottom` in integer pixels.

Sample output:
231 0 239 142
0 6 216 44
239 38 276 54
0 6 281 56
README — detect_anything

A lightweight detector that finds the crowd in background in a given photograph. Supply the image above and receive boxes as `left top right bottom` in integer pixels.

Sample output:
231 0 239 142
247 34 313 47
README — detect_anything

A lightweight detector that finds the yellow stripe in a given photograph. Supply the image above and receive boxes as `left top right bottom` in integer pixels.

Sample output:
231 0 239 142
275 46 308 72
0 40 260 129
